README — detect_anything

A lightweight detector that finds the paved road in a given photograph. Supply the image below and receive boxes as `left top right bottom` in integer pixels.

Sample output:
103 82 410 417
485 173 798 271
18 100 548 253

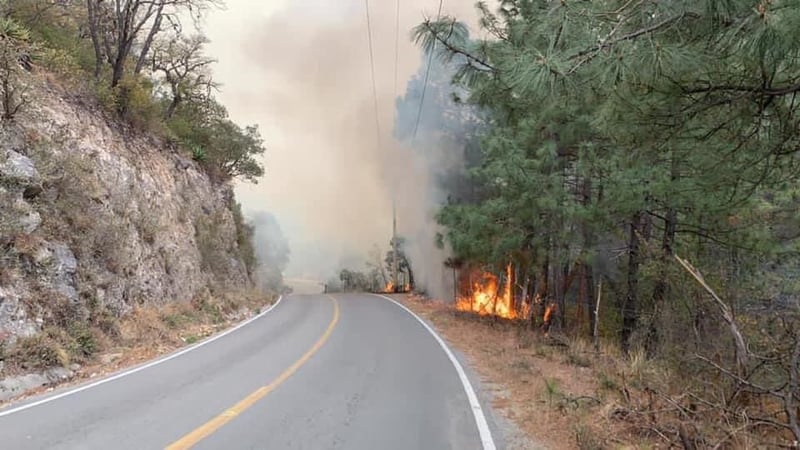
0 294 496 449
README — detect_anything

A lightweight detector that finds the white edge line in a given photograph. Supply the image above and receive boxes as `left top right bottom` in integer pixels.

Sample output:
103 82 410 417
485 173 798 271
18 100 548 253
0 295 285 417
374 294 497 450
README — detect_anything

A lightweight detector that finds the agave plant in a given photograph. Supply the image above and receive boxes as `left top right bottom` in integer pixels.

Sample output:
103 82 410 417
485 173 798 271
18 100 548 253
0 18 29 42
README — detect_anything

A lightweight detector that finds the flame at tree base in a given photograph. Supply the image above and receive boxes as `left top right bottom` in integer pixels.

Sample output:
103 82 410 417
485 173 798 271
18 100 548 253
454 266 558 328
456 265 521 320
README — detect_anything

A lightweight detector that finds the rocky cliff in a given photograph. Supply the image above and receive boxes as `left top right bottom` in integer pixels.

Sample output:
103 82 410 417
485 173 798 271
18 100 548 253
0 76 253 349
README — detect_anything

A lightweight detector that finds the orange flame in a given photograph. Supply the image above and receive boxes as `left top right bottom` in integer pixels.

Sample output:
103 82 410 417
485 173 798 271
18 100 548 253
543 303 556 324
456 264 518 319
384 281 395 293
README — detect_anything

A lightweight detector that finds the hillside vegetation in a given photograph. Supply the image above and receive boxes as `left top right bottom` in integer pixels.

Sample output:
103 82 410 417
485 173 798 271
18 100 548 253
0 0 270 395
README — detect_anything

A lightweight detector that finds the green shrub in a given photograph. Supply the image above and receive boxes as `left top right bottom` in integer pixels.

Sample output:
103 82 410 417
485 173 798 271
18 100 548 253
232 202 257 278
191 145 206 162
115 76 162 131
162 312 192 329
13 334 69 369
69 324 97 357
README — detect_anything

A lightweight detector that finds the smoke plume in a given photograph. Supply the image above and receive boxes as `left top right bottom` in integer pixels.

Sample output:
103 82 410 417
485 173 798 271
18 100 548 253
203 0 481 297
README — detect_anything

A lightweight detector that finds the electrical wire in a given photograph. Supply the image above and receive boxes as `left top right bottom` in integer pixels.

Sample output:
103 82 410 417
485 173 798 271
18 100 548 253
412 0 444 139
363 0 382 147
393 0 400 98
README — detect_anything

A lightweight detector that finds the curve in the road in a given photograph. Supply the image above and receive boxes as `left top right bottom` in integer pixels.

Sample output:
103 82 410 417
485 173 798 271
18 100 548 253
166 295 340 449
375 294 497 450
0 294 499 449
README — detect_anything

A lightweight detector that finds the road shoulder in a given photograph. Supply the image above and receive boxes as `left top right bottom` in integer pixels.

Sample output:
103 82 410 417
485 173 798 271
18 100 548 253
0 293 278 411
388 294 541 450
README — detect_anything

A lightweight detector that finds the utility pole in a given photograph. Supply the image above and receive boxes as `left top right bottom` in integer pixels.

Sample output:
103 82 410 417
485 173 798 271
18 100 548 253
392 197 399 292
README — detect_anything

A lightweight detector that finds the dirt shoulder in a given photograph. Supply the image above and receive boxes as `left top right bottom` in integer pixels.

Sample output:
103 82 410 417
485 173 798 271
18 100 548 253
0 291 275 407
399 294 658 450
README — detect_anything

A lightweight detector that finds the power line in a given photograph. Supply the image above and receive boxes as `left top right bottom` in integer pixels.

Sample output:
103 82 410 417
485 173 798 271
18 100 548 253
363 0 382 146
412 0 444 139
393 0 400 98
364 0 399 290
391 0 401 291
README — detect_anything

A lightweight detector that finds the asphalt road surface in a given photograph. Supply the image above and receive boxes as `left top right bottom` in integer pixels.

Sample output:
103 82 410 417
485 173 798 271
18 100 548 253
0 294 498 449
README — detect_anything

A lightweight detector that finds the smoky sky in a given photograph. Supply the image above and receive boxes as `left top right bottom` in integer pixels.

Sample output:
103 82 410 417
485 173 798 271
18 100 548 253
202 0 480 286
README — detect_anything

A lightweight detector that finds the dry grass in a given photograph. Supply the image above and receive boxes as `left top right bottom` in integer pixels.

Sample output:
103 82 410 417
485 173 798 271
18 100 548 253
1 290 274 404
400 294 662 450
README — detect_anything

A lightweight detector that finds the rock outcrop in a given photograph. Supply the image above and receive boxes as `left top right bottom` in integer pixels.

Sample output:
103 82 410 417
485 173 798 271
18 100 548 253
0 78 252 348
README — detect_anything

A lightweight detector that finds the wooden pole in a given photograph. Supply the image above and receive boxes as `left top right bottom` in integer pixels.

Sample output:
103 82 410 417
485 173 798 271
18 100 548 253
593 279 602 351
452 266 457 304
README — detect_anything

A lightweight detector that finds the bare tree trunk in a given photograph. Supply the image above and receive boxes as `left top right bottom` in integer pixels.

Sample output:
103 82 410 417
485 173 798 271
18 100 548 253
2 66 11 120
585 264 596 338
165 94 181 119
593 279 602 350
530 249 549 330
674 254 749 376
133 4 164 75
577 263 586 329
622 211 642 353
558 260 569 329
111 47 127 88
646 205 676 357
580 176 596 336
785 338 800 442
646 154 679 357
86 0 104 79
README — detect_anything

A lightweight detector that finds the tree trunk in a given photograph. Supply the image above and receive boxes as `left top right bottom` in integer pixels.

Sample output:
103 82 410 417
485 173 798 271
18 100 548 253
530 250 549 330
133 4 163 75
111 50 127 88
2 63 11 120
622 211 642 353
86 0 104 79
585 264 596 338
646 154 679 357
580 176 595 336
452 266 457 304
558 260 569 329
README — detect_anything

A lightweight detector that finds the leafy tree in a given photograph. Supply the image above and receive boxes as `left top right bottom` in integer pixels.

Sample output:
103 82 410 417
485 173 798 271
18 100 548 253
168 97 266 183
151 33 216 119
85 0 218 86
207 121 265 182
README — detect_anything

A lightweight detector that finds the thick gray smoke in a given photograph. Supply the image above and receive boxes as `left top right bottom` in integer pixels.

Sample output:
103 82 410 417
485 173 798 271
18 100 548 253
250 212 290 292
392 54 485 299
202 0 481 296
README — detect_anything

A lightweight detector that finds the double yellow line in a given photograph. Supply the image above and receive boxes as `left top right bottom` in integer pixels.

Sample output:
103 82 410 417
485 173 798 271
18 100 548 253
166 296 340 449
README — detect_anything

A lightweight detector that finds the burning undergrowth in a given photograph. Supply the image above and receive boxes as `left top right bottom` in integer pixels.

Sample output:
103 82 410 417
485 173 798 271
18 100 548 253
455 264 556 330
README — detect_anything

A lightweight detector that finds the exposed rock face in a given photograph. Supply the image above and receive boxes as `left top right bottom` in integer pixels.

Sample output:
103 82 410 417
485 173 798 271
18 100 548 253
0 367 74 402
0 79 252 348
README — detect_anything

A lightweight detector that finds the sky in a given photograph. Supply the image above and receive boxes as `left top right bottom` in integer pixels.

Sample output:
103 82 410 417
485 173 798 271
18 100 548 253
201 0 480 288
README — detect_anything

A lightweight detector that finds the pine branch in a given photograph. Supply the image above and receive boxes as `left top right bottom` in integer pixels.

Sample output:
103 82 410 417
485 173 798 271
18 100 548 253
420 19 497 73
567 12 697 74
685 83 800 97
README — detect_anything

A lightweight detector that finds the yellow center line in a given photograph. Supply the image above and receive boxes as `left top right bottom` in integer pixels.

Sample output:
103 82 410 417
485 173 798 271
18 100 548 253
165 295 340 450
